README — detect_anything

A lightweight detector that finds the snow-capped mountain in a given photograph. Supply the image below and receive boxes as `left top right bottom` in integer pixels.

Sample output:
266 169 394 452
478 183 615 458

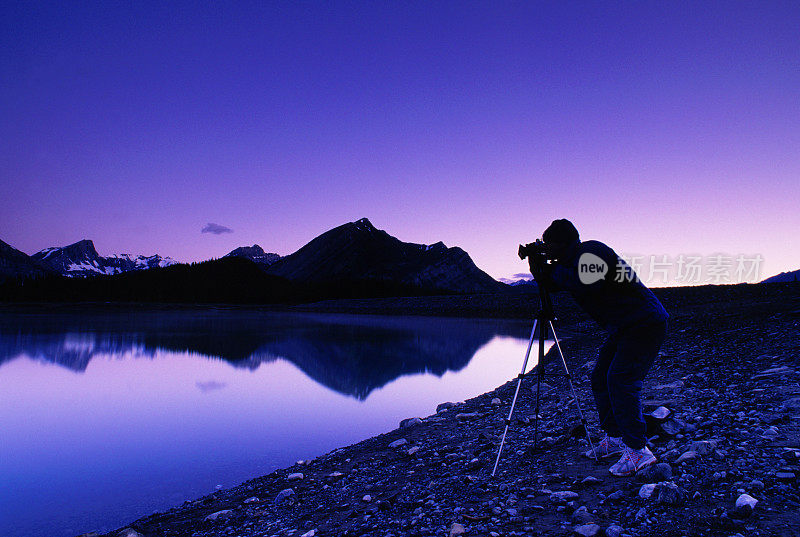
105 253 178 273
224 245 281 267
265 217 505 294
32 239 177 277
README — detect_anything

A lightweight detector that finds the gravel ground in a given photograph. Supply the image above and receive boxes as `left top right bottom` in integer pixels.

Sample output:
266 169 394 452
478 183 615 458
93 283 800 537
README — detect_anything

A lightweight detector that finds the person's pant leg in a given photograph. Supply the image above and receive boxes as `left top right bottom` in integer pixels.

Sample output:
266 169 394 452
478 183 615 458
606 321 667 449
592 333 622 437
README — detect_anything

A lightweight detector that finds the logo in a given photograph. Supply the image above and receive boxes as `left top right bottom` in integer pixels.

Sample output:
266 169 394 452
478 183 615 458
578 252 608 284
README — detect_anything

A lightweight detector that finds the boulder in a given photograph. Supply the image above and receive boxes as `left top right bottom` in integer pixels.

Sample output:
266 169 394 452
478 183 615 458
275 488 296 505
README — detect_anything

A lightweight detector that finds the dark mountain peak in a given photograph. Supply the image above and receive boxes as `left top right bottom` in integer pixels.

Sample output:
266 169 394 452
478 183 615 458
227 244 266 257
267 219 504 294
0 238 53 281
225 245 281 267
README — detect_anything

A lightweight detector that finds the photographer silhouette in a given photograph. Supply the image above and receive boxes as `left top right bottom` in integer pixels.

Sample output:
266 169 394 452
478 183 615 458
534 219 669 476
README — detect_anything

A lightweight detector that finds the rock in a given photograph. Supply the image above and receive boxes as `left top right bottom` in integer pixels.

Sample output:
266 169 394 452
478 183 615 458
732 493 758 519
653 482 686 505
327 471 344 479
656 380 684 390
776 471 796 482
571 506 593 524
449 522 466 536
300 530 316 537
675 450 698 464
287 472 304 481
660 419 685 436
689 440 716 455
580 476 602 486
362 494 372 502
204 510 233 521
116 530 144 537
456 412 480 421
243 496 260 503
437 402 456 412
550 490 579 503
400 417 423 428
638 483 657 499
491 397 502 405
573 523 601 536
650 406 671 420
780 397 800 412
389 438 408 448
755 366 794 378
636 462 673 483
407 446 420 456
605 490 625 502
274 488 296 505
605 524 625 537
749 479 765 491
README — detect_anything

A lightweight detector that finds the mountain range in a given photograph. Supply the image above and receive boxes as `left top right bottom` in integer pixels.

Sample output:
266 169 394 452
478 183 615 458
26 239 177 278
0 218 506 300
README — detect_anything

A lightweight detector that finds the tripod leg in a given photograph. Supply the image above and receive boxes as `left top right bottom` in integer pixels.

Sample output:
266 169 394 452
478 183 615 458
533 316 547 451
549 321 598 462
491 319 538 477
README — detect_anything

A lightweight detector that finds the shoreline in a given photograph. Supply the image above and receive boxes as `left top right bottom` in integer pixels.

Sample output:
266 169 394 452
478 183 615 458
91 283 800 537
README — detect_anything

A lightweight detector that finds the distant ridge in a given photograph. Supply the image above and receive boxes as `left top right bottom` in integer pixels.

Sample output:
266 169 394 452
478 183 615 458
762 269 800 283
266 218 505 294
0 239 53 281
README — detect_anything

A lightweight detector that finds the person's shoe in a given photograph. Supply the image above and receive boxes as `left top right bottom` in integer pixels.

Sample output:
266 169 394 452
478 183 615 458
584 435 624 459
609 445 657 476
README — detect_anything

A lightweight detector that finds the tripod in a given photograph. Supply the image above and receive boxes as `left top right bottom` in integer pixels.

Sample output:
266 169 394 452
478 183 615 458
491 283 598 477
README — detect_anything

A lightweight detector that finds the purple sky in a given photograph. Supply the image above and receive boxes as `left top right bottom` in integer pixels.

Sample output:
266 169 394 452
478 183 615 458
2 2 798 284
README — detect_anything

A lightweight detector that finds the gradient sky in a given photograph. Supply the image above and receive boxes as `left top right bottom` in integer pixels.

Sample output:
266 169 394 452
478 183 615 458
2 1 798 283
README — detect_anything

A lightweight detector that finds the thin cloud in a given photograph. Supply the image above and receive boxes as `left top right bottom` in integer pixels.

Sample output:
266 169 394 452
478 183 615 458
512 273 532 279
196 380 227 393
201 223 233 234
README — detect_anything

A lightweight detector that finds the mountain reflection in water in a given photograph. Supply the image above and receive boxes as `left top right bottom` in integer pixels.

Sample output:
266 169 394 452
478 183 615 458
0 308 533 399
0 307 547 537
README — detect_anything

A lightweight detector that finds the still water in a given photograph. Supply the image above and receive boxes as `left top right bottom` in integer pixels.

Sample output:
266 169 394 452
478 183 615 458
0 307 543 537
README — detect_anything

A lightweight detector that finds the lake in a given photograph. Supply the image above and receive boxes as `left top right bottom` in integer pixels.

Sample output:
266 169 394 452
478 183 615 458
0 306 544 537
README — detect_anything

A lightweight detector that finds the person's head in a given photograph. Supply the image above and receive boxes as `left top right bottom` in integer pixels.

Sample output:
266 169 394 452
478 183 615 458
542 219 580 260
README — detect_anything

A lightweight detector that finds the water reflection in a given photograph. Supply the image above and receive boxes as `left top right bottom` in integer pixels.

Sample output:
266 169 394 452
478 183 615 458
0 308 532 399
0 307 542 537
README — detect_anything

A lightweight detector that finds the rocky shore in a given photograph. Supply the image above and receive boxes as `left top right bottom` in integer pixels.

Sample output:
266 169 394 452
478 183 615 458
96 283 799 537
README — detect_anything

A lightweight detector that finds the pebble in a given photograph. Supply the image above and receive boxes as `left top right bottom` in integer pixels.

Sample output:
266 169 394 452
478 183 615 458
204 510 233 521
400 417 423 428
287 473 304 481
449 522 466 536
675 450 698 464
274 488 296 505
573 523 601 536
550 491 580 503
638 483 657 499
605 524 625 537
651 406 671 419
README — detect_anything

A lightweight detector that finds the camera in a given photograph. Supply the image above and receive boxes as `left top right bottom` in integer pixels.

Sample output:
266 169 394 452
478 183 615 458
518 239 548 262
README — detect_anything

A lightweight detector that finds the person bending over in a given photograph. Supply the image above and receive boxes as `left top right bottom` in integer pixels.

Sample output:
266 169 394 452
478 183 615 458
531 219 668 476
